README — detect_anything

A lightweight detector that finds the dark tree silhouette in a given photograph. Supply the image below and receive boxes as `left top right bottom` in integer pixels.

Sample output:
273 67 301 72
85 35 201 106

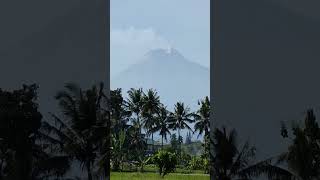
168 102 194 156
126 88 144 135
210 127 293 180
153 104 171 148
0 84 42 180
194 96 210 139
278 109 320 180
127 124 147 171
142 89 161 152
109 89 131 171
194 96 210 166
0 84 71 180
43 83 109 180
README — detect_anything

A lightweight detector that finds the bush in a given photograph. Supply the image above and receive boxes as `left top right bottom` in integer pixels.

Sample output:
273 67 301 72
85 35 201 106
179 151 192 166
188 156 206 170
152 150 177 177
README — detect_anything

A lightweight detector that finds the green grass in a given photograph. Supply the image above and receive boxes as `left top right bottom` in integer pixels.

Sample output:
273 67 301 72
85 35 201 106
111 172 210 180
117 164 206 175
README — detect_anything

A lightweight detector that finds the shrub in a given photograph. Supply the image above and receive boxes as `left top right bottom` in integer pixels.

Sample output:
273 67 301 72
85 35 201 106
179 151 192 166
188 156 206 170
152 150 177 177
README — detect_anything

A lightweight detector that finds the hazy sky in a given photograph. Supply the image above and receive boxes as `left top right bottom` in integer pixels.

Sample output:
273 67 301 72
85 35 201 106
111 0 210 77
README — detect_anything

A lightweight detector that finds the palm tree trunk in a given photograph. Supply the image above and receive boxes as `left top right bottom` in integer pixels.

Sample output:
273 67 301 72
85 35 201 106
0 160 3 179
86 162 93 180
16 143 32 180
137 113 141 135
162 135 164 148
152 133 154 152
205 129 209 153
178 128 181 156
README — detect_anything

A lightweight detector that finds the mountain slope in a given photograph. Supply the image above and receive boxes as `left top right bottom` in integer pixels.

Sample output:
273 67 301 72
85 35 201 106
111 48 210 141
111 48 210 111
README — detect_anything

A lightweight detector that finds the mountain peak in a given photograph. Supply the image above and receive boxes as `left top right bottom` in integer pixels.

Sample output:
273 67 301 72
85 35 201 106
144 48 184 61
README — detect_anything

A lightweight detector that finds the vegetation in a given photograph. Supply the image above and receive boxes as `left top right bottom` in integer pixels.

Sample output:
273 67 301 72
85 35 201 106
277 109 320 180
1 83 320 180
0 84 71 180
111 172 209 180
151 150 177 177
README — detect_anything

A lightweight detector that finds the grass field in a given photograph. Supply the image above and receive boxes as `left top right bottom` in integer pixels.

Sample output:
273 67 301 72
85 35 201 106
111 172 210 180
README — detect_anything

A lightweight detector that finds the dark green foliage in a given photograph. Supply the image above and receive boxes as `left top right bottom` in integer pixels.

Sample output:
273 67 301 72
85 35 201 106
168 102 194 156
210 127 293 180
179 151 191 166
142 89 161 154
152 150 177 177
125 88 147 171
279 109 320 180
111 130 126 171
0 84 42 180
109 89 131 171
188 156 206 170
0 84 71 180
194 96 210 139
153 104 171 148
45 83 109 180
126 88 144 134
194 96 210 165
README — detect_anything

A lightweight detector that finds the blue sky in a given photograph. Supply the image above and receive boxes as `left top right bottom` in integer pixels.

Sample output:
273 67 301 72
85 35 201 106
111 0 210 77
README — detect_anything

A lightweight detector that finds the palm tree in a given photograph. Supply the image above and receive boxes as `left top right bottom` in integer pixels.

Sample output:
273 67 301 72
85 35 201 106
44 83 109 180
194 96 210 139
210 127 293 180
168 102 194 155
142 89 161 152
127 124 147 172
110 89 131 135
126 88 144 134
30 143 71 180
107 88 131 172
0 84 72 180
277 109 320 180
194 96 210 162
153 105 171 148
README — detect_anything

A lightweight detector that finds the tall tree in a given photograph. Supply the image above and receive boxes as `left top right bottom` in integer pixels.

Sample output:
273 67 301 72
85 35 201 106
168 102 194 155
108 88 131 172
194 96 210 139
142 89 161 152
0 84 42 180
127 125 147 172
44 83 109 180
126 88 144 134
210 127 293 180
278 109 320 180
110 89 131 135
153 105 171 148
194 96 210 165
0 84 71 180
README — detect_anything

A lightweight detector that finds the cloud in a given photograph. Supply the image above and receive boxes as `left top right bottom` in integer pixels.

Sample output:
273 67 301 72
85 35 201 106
111 27 170 77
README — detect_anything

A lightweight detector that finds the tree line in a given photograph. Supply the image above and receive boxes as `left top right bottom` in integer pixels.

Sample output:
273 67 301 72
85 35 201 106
0 83 320 179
